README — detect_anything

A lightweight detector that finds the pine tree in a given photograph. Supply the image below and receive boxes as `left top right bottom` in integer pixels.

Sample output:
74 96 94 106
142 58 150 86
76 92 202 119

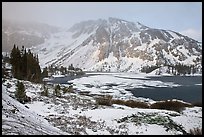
26 49 33 80
54 84 61 97
10 44 17 77
60 66 65 75
41 84 49 96
10 44 16 65
16 46 21 79
41 67 48 78
68 64 74 70
10 45 42 83
15 81 26 103
22 49 27 79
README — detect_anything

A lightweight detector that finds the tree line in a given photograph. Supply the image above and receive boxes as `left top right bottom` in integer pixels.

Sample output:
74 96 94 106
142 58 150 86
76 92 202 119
10 44 41 83
9 44 85 83
141 64 198 75
44 64 85 76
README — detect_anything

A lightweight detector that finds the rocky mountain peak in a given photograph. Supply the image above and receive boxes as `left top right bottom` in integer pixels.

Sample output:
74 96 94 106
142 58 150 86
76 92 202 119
26 18 202 73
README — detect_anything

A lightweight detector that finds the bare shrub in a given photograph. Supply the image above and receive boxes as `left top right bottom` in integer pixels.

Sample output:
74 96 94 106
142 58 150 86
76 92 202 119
189 128 202 135
111 99 125 105
112 99 149 108
63 85 74 94
95 95 113 106
150 100 192 112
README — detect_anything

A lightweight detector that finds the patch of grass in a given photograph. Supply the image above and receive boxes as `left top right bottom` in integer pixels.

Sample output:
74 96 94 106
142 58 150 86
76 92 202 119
117 112 187 134
112 99 149 108
150 100 192 112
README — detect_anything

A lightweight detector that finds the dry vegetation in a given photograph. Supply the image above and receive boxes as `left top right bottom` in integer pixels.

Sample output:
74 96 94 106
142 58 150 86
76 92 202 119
150 100 193 112
189 128 202 135
112 99 149 108
95 95 113 106
95 96 194 113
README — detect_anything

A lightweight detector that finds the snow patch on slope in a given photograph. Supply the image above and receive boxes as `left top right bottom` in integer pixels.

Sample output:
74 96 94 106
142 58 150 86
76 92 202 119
2 85 67 135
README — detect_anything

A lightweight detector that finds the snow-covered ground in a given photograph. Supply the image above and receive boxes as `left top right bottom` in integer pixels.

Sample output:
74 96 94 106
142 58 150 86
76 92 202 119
2 84 67 135
2 75 202 135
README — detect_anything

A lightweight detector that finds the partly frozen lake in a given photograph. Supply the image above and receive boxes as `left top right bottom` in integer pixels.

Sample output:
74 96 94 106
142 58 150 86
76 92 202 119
69 72 202 103
128 76 202 103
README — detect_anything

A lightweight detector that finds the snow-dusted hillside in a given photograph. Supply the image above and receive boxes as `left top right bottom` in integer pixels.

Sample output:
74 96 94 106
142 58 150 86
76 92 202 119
32 17 202 73
2 75 202 135
2 83 67 135
2 19 59 52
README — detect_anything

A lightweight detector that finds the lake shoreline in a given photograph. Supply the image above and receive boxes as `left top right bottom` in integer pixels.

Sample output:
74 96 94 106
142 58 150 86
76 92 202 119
70 73 202 104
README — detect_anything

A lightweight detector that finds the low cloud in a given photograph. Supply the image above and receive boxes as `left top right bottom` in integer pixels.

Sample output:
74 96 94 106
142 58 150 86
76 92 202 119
180 28 202 42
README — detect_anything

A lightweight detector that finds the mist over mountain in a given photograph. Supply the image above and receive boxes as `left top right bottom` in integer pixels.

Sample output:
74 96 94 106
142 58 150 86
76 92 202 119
3 17 202 73
2 19 59 52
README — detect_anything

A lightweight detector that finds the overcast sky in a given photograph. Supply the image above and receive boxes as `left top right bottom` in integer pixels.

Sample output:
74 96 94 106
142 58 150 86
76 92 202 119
2 2 202 42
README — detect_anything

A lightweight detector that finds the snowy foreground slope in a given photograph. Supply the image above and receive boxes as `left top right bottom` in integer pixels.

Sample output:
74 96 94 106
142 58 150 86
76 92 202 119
2 77 202 135
2 85 67 135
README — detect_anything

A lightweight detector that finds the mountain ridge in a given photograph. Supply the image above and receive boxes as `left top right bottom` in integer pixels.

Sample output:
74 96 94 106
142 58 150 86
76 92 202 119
4 17 202 73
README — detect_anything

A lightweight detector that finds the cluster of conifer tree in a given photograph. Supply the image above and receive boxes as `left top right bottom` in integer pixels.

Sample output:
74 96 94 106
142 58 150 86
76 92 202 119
141 64 197 75
10 44 41 83
45 64 84 76
141 65 159 73
168 64 196 75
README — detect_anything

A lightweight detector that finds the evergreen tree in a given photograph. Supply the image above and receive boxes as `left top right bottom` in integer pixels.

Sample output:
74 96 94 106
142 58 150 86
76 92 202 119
16 46 23 79
10 45 42 83
60 66 65 75
54 84 61 97
22 49 27 79
15 81 27 103
191 65 196 74
68 64 74 70
10 44 18 78
41 84 49 96
10 44 16 65
41 67 48 78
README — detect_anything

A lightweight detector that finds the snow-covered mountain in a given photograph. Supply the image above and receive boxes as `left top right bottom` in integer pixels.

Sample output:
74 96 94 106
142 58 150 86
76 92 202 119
2 19 59 52
31 17 202 72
